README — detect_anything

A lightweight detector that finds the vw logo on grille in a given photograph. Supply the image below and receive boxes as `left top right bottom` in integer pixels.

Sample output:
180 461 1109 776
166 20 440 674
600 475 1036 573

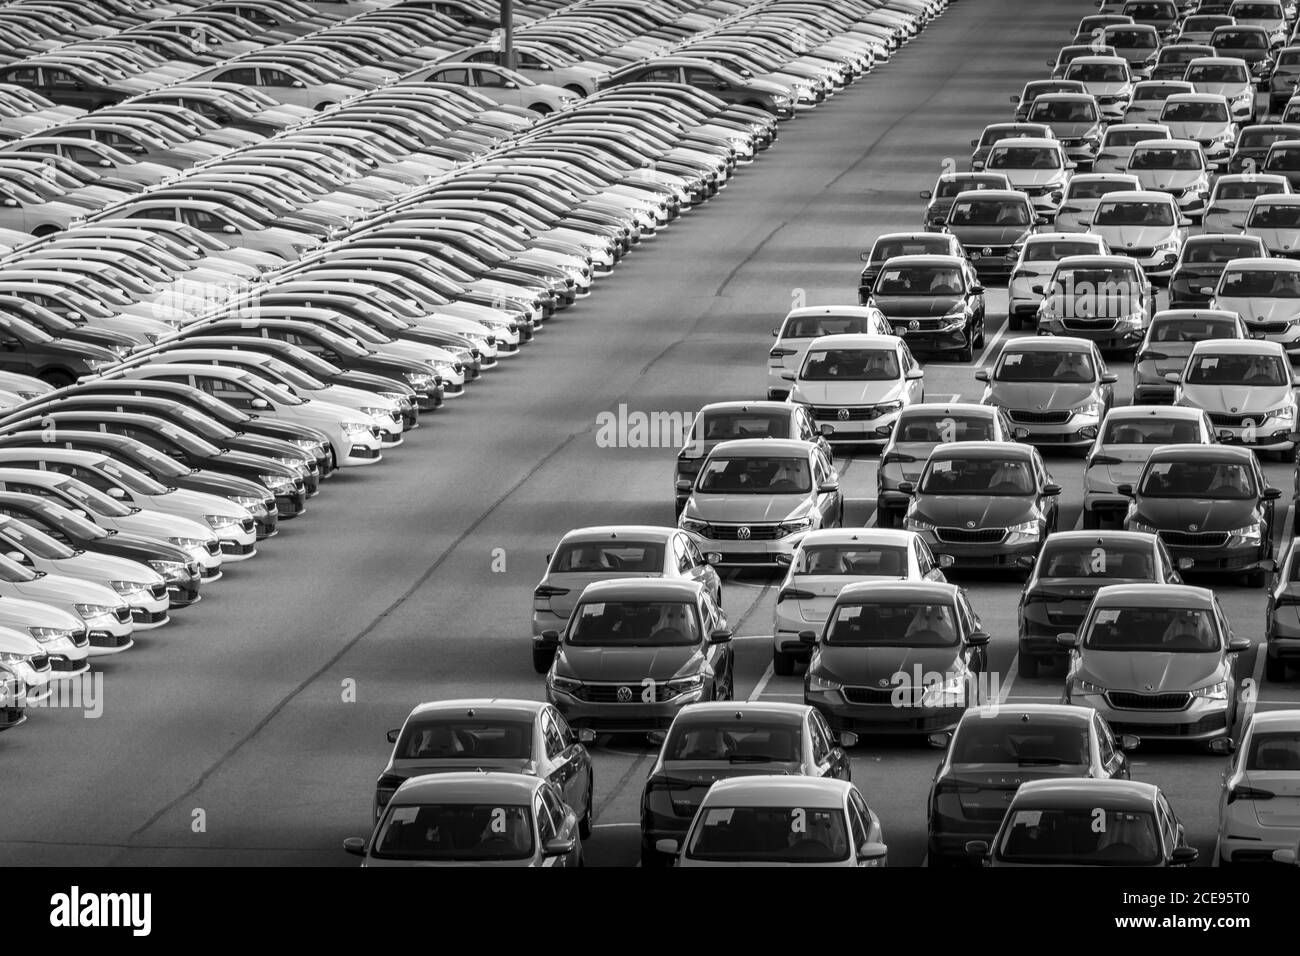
838 408 851 421
737 526 752 539
966 520 976 528
1230 407 1238 413
982 246 993 256
908 318 920 330
616 686 633 702
1188 523 1199 531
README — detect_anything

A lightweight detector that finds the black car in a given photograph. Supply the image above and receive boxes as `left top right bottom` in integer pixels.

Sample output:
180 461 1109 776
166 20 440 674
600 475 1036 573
0 63 133 110
6 395 320 496
866 255 986 361
1121 443 1280 586
1266 46 1300 114
1227 123 1300 174
0 313 121 387
0 430 279 539
0 295 136 356
926 704 1138 866
0 412 305 519
1168 234 1270 308
48 378 333 477
918 172 1013 230
0 491 202 605
640 702 854 867
857 232 963 304
1016 530 1185 677
1265 538 1300 681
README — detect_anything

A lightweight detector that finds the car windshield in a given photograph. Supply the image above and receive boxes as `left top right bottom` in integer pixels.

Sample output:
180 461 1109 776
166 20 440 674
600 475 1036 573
1189 350 1287 386
551 541 665 573
1084 604 1219 650
698 455 812 494
1279 50 1300 67
1239 129 1300 149
395 718 533 760
1232 3 1282 15
826 601 960 646
996 349 1096 382
1185 64 1247 82
1216 30 1267 48
1069 63 1128 81
686 805 850 863
936 178 999 198
1104 416 1204 446
0 519 74 559
1244 731 1300 770
665 719 802 762
951 720 1091 765
870 239 950 261
39 506 106 540
1247 203 1300 226
372 803 533 861
794 544 909 576
895 414 996 442
921 456 1035 494
1130 147 1202 169
988 147 1063 169
1149 317 1239 340
1162 101 1230 122
57 480 133 518
1038 542 1157 578
997 807 1161 865
784 315 878 337
1220 269 1300 296
94 459 168 496
800 348 900 381
1093 201 1176 225
876 266 964 295
950 199 1031 225
1107 29 1158 47
568 599 700 647
1139 459 1257 499
0 552 36 582
1068 178 1138 198
1182 238 1263 261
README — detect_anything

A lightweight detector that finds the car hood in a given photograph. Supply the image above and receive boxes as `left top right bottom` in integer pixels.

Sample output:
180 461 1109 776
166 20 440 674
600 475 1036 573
1191 82 1248 99
154 486 250 520
999 168 1065 189
1177 381 1291 412
912 494 1038 528
1092 224 1174 250
1242 228 1300 250
553 644 704 682
687 494 809 523
814 643 963 686
790 380 906 404
1042 120 1096 137
45 550 161 585
1077 649 1223 692
112 508 212 542
0 628 40 655
1132 496 1260 531
1162 120 1230 141
1134 169 1202 190
0 594 82 629
871 294 964 317
986 381 1098 409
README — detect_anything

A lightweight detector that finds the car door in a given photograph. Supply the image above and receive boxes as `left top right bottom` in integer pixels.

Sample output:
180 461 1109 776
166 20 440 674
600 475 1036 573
812 709 851 779
847 791 873 864
41 69 97 110
538 784 578 867
471 67 525 108
1033 451 1059 530
812 450 840 526
540 710 582 813
550 708 591 817
1254 455 1276 535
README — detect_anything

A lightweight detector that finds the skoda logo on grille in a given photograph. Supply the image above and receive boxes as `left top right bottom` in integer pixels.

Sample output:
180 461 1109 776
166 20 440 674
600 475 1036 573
1230 407 1238 413
616 686 633 702
737 526 752 539
1144 684 1154 691
878 678 891 688
966 520 976 528
838 408 851 421
908 319 920 330
1188 523 1199 531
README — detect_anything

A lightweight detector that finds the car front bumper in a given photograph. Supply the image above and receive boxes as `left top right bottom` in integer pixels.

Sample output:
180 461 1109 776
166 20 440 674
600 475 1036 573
1066 689 1231 740
807 690 965 735
548 686 703 732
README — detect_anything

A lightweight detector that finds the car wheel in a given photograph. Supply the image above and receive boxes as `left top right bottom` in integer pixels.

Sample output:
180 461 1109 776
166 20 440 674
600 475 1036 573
773 649 796 676
38 369 74 388
529 103 553 115
956 333 974 363
564 84 588 97
314 101 335 111
1266 654 1287 683
1017 653 1038 679
579 779 594 839
531 646 554 674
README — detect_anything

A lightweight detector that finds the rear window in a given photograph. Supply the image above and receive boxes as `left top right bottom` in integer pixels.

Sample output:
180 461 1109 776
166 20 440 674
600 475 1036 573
1248 202 1300 226
1025 239 1105 258
1104 127 1168 146
1129 147 1203 169
1162 100 1229 122
687 806 850 863
1038 541 1157 578
951 719 1090 765
1102 416 1204 443
870 238 951 262
696 411 791 441
396 719 533 759
1244 732 1300 771
665 719 802 762
794 544 909 576
1030 100 1099 122
552 542 665 572
1214 178 1284 200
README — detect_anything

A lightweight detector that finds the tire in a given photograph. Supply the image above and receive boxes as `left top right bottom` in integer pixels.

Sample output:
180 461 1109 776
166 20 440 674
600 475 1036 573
564 84 588 97
579 779 594 839
956 333 974 363
773 649 796 676
1017 653 1038 679
39 369 74 388
31 225 58 238
531 646 554 674
528 103 553 115
1266 654 1287 683
314 101 335 111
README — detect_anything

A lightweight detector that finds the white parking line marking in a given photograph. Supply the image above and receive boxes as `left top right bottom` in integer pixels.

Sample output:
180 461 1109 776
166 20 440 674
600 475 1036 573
974 316 1011 368
1243 642 1266 728
749 662 775 701
1278 498 1295 552
997 659 1017 704
1072 508 1084 531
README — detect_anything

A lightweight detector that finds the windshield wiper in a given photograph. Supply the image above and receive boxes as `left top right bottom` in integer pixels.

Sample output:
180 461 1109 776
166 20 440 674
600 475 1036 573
1017 757 1069 766
728 755 776 763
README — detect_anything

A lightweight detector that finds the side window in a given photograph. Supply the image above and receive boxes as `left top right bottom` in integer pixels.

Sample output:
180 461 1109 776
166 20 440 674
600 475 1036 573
551 708 576 748
541 714 564 759
45 70 82 89
180 209 230 233
434 68 470 85
809 717 830 764
0 67 38 86
811 454 827 487
542 785 568 834
957 594 976 634
1156 796 1178 851
466 51 498 63
259 69 298 88
215 68 259 85
672 535 691 573
534 794 556 844
638 66 682 83
684 67 727 90
473 68 509 88
685 537 706 568
847 799 868 850
1095 717 1116 767
914 540 933 577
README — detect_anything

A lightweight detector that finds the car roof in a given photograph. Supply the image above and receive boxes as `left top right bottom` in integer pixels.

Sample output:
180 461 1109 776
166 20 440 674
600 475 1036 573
806 333 901 349
672 701 811 723
1053 254 1143 268
1093 582 1217 607
701 775 853 807
1136 138 1203 149
558 526 678 544
1098 189 1178 203
953 189 1031 202
1246 709 1300 731
577 578 705 600
1189 334 1290 351
1001 335 1097 351
876 255 966 266
392 771 543 803
1105 404 1206 420
1148 307 1240 320
870 231 955 243
990 137 1063 149
786 306 882 318
1249 193 1300 205
405 699 546 721
1043 530 1158 548
835 580 959 603
898 402 997 416
706 438 817 456
1145 442 1257 463
1012 778 1158 808
796 528 921 547
695 401 795 416
1068 54 1129 65
932 440 1033 458
959 703 1096 724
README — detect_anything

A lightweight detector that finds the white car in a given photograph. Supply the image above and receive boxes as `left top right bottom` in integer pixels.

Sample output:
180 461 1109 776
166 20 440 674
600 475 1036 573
1125 139 1212 218
1183 56 1257 123
1009 233 1111 329
661 776 887 867
1168 338 1300 451
0 553 132 655
1215 709 1300 866
1086 190 1189 280
412 62 579 115
1159 92 1239 165
1243 194 1300 256
0 595 90 679
1204 173 1291 234
783 334 924 444
767 307 890 400
0 623 51 703
0 515 170 628
1206 258 1300 357
771 528 949 675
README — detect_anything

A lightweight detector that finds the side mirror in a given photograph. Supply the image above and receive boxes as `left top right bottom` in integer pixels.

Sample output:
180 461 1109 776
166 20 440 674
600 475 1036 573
704 552 722 566
1012 426 1031 440
1016 554 1036 569
221 224 237 234
538 629 561 647
98 158 112 168
897 481 915 495
974 369 989 382
819 423 835 438
1177 557 1194 571
1043 482 1062 495
654 838 680 857
936 553 955 568
856 841 888 863
965 839 990 859
1101 372 1118 384
905 368 924 380
860 251 872 261
774 553 793 566
106 487 127 500
1055 632 1078 648
342 837 366 856
970 139 980 147
543 836 577 857
1273 848 1299 865
578 728 597 744
967 630 991 646
1264 488 1282 501
1217 428 1235 442
1198 286 1215 296
250 398 270 410
1208 736 1235 754
919 189 933 200
798 629 817 645
1035 215 1051 225
1 198 17 208
1170 846 1199 865
970 283 985 294
709 628 733 644
818 481 839 493
1009 95 1019 104
292 80 306 89
838 731 858 748
1030 284 1045 294
1116 483 1134 497
385 728 400 744
927 731 952 749
780 371 796 381
675 479 693 493
1118 734 1141 752
1179 217 1191 227
1229 636 1252 653
5 550 28 564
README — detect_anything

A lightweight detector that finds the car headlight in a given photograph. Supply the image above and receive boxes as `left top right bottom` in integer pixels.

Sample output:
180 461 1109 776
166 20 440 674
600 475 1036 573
204 514 243 532
547 673 582 694
293 439 322 453
1190 681 1228 699
275 457 308 473
1154 238 1180 253
341 420 373 435
1127 519 1157 534
27 626 74 644
1227 523 1263 544
148 559 188 581
257 472 295 492
73 603 115 619
873 400 905 415
778 517 814 536
167 537 207 550
1006 519 1041 538
1070 401 1102 417
1072 678 1106 695
358 406 391 421
665 675 704 696
1266 405 1295 421
404 371 436 389
680 517 708 534
772 94 792 106
377 391 408 406
906 516 937 532
0 651 30 665
807 671 842 692
108 580 149 597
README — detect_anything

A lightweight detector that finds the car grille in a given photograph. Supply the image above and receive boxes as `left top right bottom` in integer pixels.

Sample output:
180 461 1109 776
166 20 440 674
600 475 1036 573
705 523 785 540
936 527 1007 544
71 629 88 648
1159 530 1230 548
1008 409 1071 424
113 606 131 624
1119 246 1155 258
1061 317 1117 331
89 631 131 648
889 318 948 332
149 583 168 601
1209 412 1262 428
49 657 81 672
810 405 893 421
205 540 222 556
572 682 679 703
1106 691 1191 710
1245 321 1290 334
843 685 923 705
29 653 49 672
240 518 256 534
